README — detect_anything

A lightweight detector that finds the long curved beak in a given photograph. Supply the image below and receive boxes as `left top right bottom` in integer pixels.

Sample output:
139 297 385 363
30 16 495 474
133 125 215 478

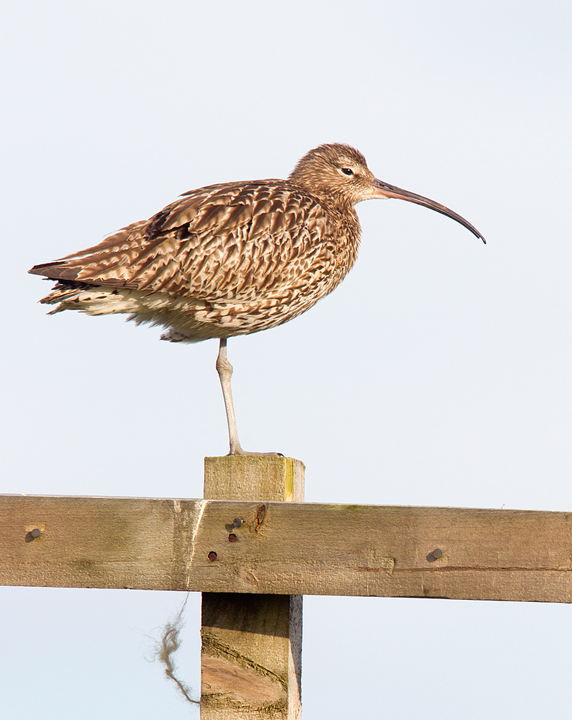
373 179 485 243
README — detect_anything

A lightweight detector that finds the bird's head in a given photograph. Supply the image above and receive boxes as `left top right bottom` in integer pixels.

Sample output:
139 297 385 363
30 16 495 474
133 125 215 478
289 143 377 207
289 143 485 242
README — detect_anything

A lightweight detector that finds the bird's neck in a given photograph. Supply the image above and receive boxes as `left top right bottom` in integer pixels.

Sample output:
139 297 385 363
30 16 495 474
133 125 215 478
319 193 356 217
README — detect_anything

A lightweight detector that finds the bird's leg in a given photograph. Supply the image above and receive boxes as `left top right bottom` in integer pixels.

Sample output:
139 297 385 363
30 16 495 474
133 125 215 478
216 338 245 455
215 339 281 456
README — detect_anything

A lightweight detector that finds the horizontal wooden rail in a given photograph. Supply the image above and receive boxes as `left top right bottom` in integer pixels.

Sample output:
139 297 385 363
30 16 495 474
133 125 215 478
2 494 572 603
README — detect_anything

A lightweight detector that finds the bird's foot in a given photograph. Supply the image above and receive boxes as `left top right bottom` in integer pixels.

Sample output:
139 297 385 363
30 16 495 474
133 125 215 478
227 446 283 457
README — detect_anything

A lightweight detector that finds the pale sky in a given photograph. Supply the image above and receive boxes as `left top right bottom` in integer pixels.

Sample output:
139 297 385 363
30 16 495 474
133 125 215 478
2 1 572 717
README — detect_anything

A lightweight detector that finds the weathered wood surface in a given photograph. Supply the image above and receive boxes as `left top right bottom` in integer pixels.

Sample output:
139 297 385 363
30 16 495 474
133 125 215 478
201 593 302 720
204 456 305 503
2 493 572 603
201 456 303 720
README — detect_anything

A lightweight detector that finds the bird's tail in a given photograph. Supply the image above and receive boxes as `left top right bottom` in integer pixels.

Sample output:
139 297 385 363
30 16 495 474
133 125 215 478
38 280 140 316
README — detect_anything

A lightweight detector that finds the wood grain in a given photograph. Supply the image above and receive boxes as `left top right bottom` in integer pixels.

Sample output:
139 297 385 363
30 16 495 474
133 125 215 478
2 494 572 603
201 456 303 720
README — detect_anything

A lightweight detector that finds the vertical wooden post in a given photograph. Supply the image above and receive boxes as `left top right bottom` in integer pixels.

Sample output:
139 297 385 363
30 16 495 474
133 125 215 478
201 456 304 719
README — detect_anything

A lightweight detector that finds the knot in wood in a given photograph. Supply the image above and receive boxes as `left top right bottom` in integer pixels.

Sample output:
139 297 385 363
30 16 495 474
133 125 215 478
255 504 267 532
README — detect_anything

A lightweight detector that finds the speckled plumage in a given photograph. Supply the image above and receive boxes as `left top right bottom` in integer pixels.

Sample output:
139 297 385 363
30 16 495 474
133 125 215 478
30 146 373 342
30 143 484 454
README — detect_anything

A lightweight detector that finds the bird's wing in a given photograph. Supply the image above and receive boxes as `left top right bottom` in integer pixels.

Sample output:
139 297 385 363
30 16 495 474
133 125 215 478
29 181 334 303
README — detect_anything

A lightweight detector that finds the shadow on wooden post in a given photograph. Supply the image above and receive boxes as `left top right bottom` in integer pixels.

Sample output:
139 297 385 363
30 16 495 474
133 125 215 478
201 456 305 719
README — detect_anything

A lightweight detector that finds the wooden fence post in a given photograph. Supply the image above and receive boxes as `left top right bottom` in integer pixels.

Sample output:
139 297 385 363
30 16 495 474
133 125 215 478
201 456 305 719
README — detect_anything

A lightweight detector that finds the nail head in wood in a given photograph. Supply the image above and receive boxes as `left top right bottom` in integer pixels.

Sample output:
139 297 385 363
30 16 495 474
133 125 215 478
25 528 42 543
427 548 443 562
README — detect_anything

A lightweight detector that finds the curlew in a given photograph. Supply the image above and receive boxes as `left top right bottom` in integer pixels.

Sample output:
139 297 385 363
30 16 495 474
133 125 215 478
29 143 484 455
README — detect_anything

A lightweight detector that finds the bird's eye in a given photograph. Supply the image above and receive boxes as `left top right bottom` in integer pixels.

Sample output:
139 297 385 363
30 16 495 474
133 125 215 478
341 167 354 176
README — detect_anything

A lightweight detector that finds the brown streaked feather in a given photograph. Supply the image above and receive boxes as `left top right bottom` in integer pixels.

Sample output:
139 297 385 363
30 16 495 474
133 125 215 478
31 181 355 291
